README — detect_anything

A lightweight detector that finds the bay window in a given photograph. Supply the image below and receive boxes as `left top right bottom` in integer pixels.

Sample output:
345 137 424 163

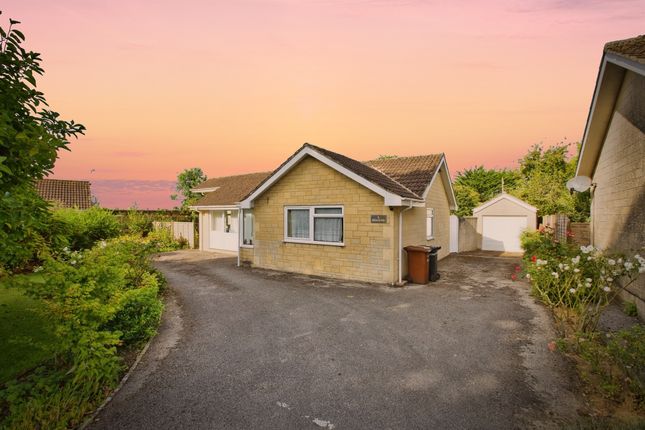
242 209 254 246
285 206 344 245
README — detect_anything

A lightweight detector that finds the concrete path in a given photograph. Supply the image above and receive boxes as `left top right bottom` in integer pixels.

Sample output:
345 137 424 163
90 251 579 429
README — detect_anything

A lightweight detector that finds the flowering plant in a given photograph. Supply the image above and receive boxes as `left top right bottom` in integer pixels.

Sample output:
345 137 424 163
523 239 644 333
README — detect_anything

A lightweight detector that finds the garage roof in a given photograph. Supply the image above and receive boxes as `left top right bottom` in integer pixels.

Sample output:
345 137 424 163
472 193 537 214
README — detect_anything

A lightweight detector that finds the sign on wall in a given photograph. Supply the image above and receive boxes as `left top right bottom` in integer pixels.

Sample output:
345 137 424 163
370 215 387 224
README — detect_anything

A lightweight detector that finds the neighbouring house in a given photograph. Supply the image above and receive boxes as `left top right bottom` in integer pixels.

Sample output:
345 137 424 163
35 179 93 209
576 35 645 314
471 193 537 253
200 143 456 285
191 172 271 253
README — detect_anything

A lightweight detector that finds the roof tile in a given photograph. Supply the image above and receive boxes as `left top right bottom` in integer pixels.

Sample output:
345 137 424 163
35 179 93 209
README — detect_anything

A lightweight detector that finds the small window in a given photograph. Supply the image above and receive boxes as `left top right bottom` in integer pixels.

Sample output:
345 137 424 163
242 210 254 245
285 206 344 245
426 208 435 239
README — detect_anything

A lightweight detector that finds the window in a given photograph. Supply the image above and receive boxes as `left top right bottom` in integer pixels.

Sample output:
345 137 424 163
285 206 344 245
426 208 435 239
242 209 254 246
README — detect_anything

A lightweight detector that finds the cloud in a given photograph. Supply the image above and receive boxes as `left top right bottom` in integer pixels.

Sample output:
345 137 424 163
90 179 177 209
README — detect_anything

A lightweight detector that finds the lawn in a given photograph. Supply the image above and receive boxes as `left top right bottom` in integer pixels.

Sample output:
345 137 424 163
0 286 55 384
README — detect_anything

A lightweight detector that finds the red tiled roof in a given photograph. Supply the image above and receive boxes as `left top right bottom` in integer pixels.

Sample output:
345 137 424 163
35 179 93 209
365 154 443 197
193 172 271 206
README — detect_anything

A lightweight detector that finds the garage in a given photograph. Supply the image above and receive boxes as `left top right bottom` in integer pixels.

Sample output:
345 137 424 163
473 193 537 253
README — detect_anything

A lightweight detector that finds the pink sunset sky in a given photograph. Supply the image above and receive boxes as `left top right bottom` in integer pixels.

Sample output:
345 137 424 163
5 0 645 209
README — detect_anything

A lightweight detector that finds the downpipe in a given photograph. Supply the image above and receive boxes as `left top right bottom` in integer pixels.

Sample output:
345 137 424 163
398 203 414 285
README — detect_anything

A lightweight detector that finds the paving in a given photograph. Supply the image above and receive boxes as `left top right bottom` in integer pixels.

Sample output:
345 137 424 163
90 251 580 429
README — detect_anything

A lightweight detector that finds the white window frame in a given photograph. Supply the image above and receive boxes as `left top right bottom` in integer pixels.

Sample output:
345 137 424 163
240 209 254 248
284 205 344 246
426 207 435 240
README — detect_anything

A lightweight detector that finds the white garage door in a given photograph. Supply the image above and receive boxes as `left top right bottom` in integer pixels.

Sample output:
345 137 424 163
482 216 527 252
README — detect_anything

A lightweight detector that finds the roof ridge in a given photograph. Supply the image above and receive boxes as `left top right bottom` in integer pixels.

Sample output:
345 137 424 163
304 143 422 199
364 153 443 163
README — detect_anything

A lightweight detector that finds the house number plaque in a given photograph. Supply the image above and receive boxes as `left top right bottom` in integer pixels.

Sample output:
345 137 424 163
370 215 387 224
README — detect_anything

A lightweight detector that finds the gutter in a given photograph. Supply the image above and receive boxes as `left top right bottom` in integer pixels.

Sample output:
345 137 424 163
398 203 414 285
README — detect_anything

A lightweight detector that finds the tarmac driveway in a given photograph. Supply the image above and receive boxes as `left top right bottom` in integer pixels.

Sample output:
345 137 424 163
90 251 579 429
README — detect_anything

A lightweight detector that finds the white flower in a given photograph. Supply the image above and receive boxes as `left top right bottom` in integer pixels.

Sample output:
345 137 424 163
618 258 623 264
624 262 634 271
526 273 531 280
564 265 570 271
70 260 76 265
552 272 559 279
606 277 613 282
587 257 592 261
603 286 611 292
558 263 564 270
573 268 580 273
33 266 42 273
581 245 595 254
608 259 616 266
63 247 69 252
569 288 576 293
586 278 592 283
571 255 580 265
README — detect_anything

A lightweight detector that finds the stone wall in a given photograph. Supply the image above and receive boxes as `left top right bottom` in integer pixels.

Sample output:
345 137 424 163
249 156 397 284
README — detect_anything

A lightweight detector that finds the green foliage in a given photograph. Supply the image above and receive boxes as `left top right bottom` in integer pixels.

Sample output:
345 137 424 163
53 207 121 251
119 207 154 236
146 227 189 252
171 167 206 210
452 183 480 217
511 143 590 220
606 325 645 401
106 276 163 345
521 230 644 332
624 301 638 318
0 235 170 429
453 165 520 215
0 14 84 273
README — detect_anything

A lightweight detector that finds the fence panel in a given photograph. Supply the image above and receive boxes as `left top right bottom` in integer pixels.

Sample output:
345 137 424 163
153 221 195 249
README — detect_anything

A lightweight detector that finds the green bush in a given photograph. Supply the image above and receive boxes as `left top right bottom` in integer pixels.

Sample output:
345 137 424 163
53 207 121 251
522 239 644 332
0 235 166 429
119 208 154 236
146 227 188 252
106 274 163 345
520 228 573 263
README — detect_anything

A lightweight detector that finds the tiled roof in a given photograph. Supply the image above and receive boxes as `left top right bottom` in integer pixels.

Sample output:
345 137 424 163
35 179 93 209
365 154 443 197
605 34 645 64
304 144 421 200
193 171 271 206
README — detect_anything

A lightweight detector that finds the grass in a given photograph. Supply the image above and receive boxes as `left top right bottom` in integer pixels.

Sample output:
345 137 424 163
0 286 55 384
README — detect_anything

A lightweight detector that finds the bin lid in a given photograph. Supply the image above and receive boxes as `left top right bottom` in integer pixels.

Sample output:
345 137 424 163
404 245 430 253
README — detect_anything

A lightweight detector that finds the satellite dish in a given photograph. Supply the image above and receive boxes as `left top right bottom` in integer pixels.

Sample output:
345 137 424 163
566 176 592 192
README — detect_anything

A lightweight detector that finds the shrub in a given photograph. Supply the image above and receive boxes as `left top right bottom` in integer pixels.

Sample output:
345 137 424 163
523 243 644 333
520 227 573 263
0 235 166 428
106 274 163 345
146 227 188 252
53 207 121 251
120 208 154 236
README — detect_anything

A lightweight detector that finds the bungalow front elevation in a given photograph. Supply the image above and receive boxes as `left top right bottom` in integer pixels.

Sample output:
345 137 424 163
192 143 457 284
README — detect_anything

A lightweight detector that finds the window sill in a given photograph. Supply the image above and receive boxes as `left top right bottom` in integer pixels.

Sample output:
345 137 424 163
426 236 435 240
240 244 254 249
283 239 345 247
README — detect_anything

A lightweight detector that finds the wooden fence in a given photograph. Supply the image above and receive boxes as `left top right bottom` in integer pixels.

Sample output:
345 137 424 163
542 214 590 246
153 221 195 249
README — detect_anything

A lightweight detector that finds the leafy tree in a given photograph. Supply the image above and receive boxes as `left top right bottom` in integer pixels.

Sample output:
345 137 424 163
452 183 481 217
0 13 85 271
453 166 520 215
511 143 589 219
171 167 207 210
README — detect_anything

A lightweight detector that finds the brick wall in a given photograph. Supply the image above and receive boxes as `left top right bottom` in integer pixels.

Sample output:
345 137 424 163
592 69 645 315
250 156 397 284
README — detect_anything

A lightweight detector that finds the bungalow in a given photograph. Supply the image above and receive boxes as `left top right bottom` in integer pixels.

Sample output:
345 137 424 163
575 35 644 314
193 143 457 284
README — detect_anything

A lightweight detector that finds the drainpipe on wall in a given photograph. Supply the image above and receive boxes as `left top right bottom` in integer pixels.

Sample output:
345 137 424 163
237 209 242 267
398 203 414 285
